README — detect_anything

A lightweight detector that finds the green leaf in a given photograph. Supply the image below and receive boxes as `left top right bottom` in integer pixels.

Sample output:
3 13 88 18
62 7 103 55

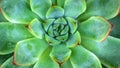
0 11 7 22
70 46 102 68
66 17 77 34
33 47 59 68
47 25 55 37
82 36 120 68
1 57 33 68
14 38 49 66
43 19 55 31
64 0 86 18
48 25 55 37
78 16 111 42
54 18 67 24
0 0 37 24
60 26 69 35
50 45 71 63
28 18 45 39
51 0 57 5
30 0 52 20
46 6 64 19
60 60 73 68
78 0 119 21
109 13 120 38
45 34 61 46
0 23 32 55
56 33 68 42
0 53 12 66
57 0 65 8
66 31 81 48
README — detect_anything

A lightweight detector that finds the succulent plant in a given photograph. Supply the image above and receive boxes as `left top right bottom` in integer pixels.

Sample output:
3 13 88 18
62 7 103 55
0 0 120 68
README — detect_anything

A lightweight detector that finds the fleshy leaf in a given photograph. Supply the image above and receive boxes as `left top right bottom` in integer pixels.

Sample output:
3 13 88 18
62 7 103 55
50 45 71 63
56 33 68 42
54 18 67 24
82 36 120 68
33 47 59 68
0 0 37 24
46 6 64 19
60 26 69 35
28 18 45 39
0 11 7 22
0 53 12 66
66 17 77 34
66 31 81 48
70 46 102 68
47 25 54 37
0 23 32 55
78 16 111 42
30 0 52 20
1 57 33 68
60 60 73 68
78 0 119 21
64 0 86 18
45 34 61 46
57 0 65 8
51 0 57 5
109 13 120 38
43 19 55 31
14 38 49 66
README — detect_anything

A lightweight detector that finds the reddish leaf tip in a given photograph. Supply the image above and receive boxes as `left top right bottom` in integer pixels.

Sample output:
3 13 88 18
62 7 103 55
100 23 113 42
12 56 19 66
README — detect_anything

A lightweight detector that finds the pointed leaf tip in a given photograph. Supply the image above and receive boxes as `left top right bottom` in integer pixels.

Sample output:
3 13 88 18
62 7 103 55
46 6 64 19
50 45 71 63
28 18 45 39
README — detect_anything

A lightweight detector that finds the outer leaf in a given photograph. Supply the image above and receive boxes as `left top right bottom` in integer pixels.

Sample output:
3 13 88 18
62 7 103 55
46 6 64 19
109 13 120 38
33 47 59 68
0 10 7 22
0 53 12 66
60 60 73 68
30 0 52 20
70 46 102 68
78 16 111 42
28 18 45 39
82 36 120 68
66 31 81 48
0 0 37 24
57 0 65 8
64 0 86 18
78 0 119 21
14 38 49 66
51 0 57 5
1 57 33 68
50 45 71 63
0 23 32 55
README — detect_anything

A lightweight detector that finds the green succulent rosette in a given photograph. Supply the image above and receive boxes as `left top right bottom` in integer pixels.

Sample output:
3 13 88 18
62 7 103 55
0 0 120 68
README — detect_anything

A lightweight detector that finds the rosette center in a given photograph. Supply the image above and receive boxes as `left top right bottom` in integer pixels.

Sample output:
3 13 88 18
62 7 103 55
47 18 69 42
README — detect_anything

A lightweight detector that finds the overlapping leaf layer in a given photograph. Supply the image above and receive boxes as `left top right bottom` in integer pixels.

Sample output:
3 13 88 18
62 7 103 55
0 0 120 68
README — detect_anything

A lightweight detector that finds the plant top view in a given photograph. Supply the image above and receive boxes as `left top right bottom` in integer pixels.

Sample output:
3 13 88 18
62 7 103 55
0 0 120 68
